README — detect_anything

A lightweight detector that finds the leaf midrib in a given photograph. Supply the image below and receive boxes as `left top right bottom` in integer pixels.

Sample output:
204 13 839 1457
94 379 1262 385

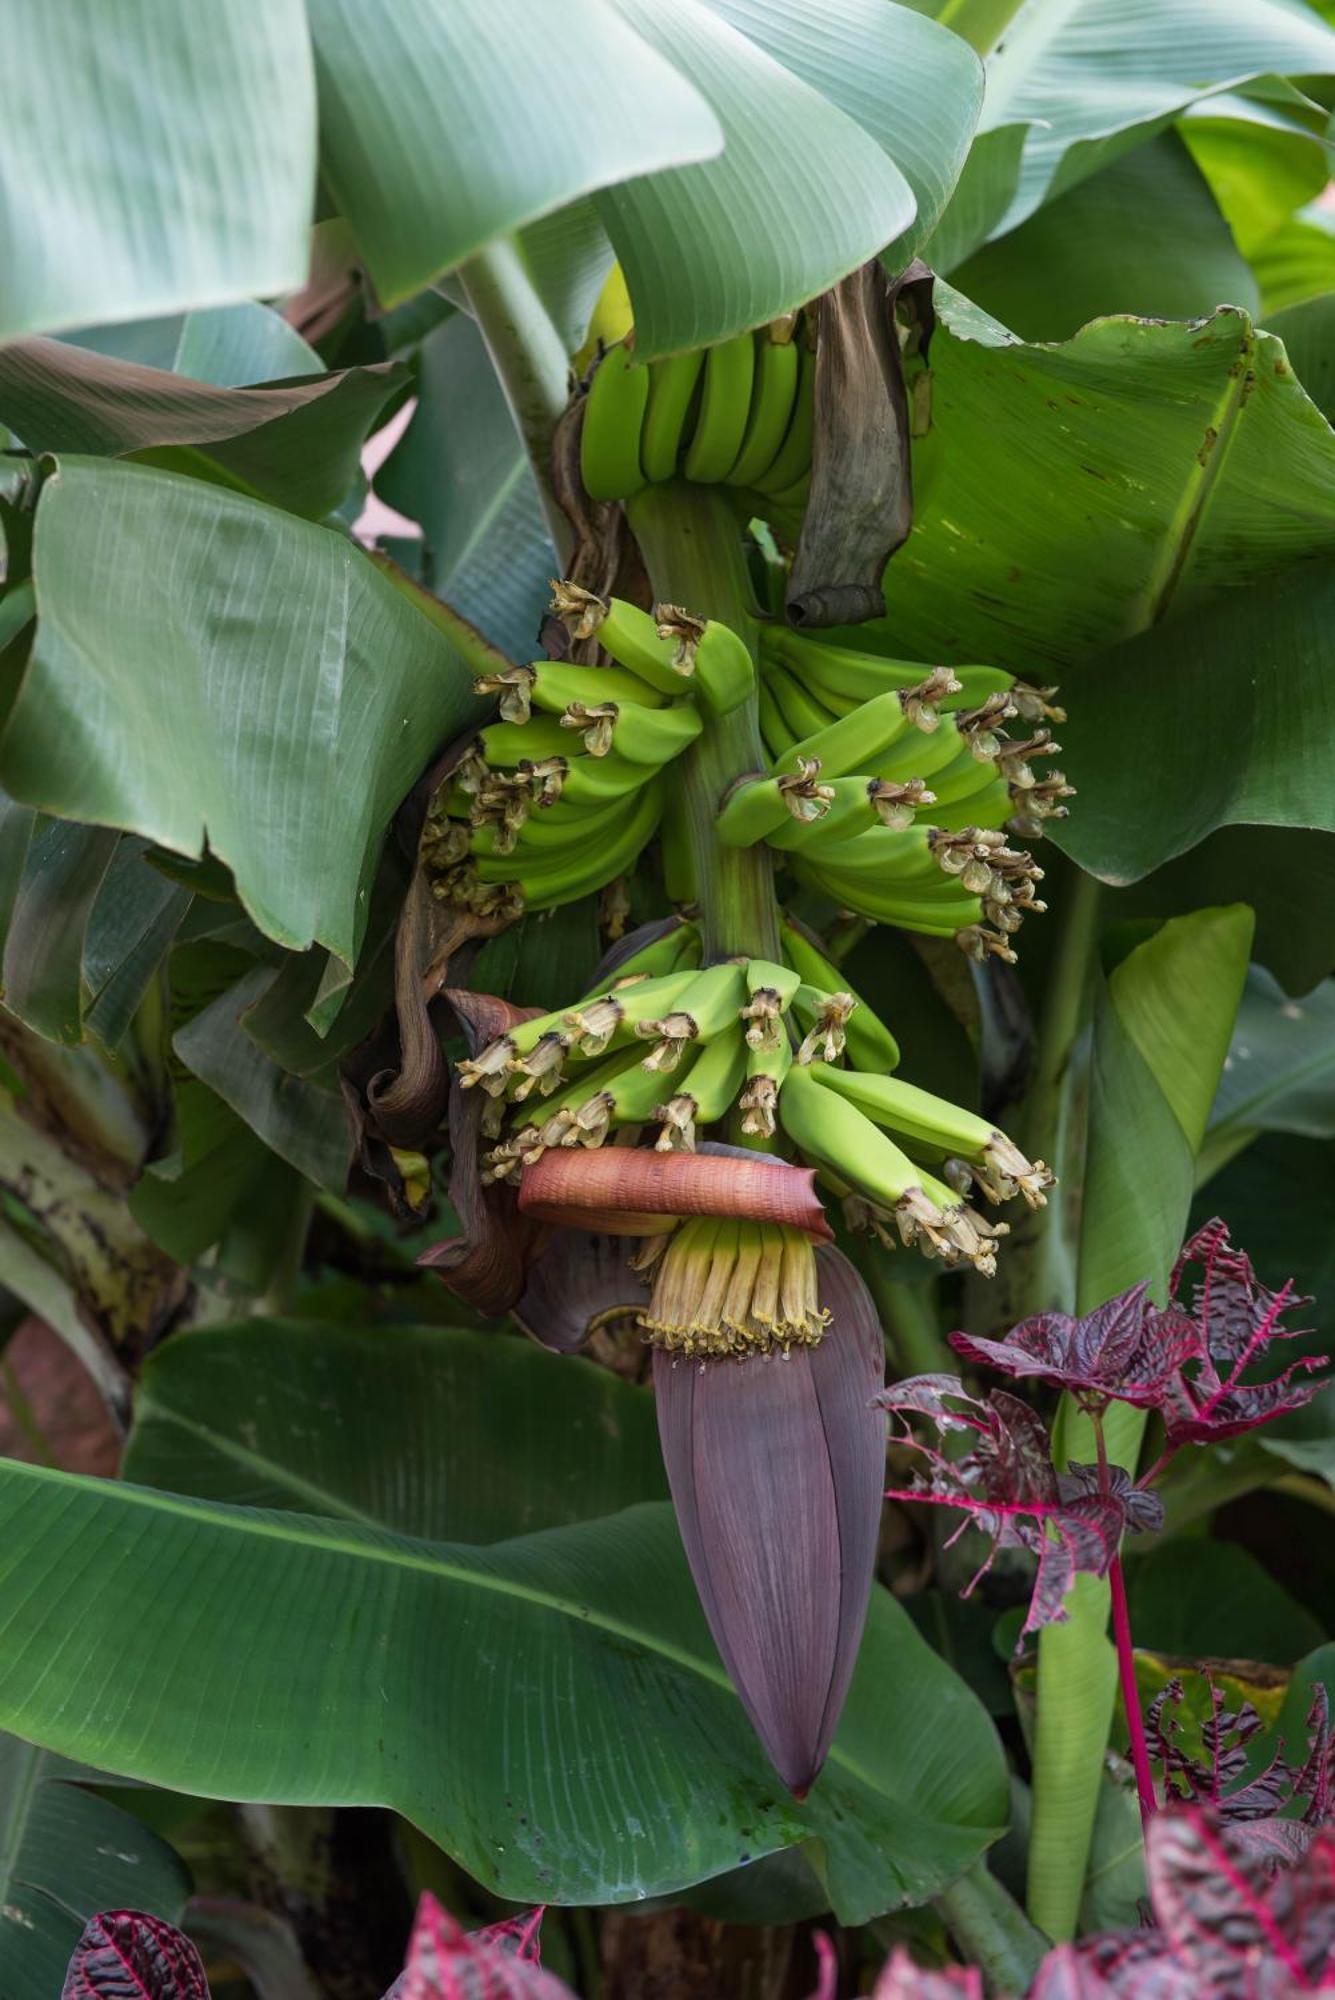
0 1739 41 1913
7 1461 910 1798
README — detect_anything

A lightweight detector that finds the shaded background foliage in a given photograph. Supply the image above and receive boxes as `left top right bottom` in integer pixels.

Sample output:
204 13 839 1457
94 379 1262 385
1 0 1335 1994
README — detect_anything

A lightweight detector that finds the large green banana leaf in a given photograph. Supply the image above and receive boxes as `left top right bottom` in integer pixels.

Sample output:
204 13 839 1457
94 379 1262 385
0 338 405 520
594 0 980 356
1053 561 1335 885
3 459 483 972
1 0 317 343
306 0 723 309
879 293 1335 671
0 1468 1007 1919
981 0 1335 234
123 1320 669 1540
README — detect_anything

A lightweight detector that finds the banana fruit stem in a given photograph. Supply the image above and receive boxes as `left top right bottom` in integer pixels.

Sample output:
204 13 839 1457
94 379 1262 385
457 238 574 563
625 483 781 965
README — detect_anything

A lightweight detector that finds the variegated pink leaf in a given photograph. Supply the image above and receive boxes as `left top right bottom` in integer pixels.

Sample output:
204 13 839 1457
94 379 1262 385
1146 1811 1335 1994
870 1944 984 1996
61 1913 209 2000
1162 1220 1328 1447
394 1893 570 2000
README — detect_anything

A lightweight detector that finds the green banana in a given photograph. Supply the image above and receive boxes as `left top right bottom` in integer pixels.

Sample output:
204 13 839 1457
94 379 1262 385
514 1041 659 1152
530 660 669 716
581 342 649 501
479 780 662 909
784 822 950 885
766 776 936 851
560 697 701 765
778 919 900 1074
683 331 755 482
811 1064 1054 1211
741 958 802 1049
469 794 627 856
795 868 983 933
549 585 693 698
657 1024 746 1149
561 965 703 1058
765 664 840 745
863 715 979 786
774 692 918 780
654 607 755 717
478 716 571 767
714 763 834 849
751 337 815 495
640 349 705 483
633 960 747 1072
726 332 800 489
763 632 1014 714
757 680 793 763
779 1065 1003 1273
739 1029 793 1139
928 778 1014 833
549 752 656 807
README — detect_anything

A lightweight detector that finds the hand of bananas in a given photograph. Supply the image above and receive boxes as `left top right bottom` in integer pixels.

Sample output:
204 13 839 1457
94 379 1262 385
456 917 1052 1277
580 312 815 508
419 587 755 917
717 624 1075 962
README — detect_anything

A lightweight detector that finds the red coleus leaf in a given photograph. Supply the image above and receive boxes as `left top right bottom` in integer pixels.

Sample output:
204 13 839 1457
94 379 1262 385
394 1893 570 2000
655 1246 886 1795
1148 1680 1334 1867
949 1283 1201 1412
877 1376 1162 1639
1161 1219 1328 1447
61 1913 209 2000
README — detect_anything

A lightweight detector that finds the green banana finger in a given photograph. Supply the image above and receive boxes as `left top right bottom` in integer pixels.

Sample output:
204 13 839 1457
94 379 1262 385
726 333 800 489
757 681 795 762
561 697 702 766
551 752 654 807
641 348 705 483
470 794 626 856
751 337 815 495
581 342 649 501
780 1062 924 1209
929 779 1015 833
657 1025 747 1150
482 781 662 904
478 716 573 767
528 660 668 715
766 663 841 744
776 692 916 781
683 331 755 483
767 776 936 851
715 764 833 849
549 584 693 697
651 605 755 718
741 958 802 1050
778 918 900 1074
812 1065 1053 1205
764 631 1014 713
864 716 976 786
739 1029 793 1139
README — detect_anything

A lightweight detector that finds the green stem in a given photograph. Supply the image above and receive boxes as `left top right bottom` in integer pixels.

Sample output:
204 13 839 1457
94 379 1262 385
852 1238 951 1376
933 1862 1048 1994
457 238 573 564
625 483 780 963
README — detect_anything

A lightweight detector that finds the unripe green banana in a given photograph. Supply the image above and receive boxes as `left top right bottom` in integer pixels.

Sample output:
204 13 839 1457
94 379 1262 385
809 1062 995 1158
478 716 572 767
740 958 802 1050
479 779 662 909
863 715 978 786
780 1062 926 1211
561 697 701 765
683 332 755 482
785 822 948 885
657 1023 747 1149
470 793 627 856
757 680 794 762
751 337 815 495
549 584 693 698
795 865 983 933
766 776 937 851
640 348 705 482
581 342 649 501
777 919 900 1074
529 660 669 716
739 1029 793 1139
762 632 1014 715
726 332 800 489
551 751 655 807
766 664 841 744
714 762 833 849
775 692 917 781
928 778 1014 833
653 606 755 717
923 740 1007 806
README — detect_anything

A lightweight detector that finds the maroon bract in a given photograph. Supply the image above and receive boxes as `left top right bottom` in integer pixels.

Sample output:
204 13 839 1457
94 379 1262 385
1160 1219 1328 1447
61 1912 209 2000
655 1246 886 1795
877 1376 1161 1639
949 1283 1200 1412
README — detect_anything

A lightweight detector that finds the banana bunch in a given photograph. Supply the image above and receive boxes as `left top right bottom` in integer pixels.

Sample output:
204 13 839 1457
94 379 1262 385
580 313 815 508
419 589 754 916
716 626 1074 962
456 916 1050 1276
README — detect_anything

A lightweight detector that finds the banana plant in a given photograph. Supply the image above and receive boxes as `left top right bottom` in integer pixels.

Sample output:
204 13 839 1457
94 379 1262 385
2 2 1335 1995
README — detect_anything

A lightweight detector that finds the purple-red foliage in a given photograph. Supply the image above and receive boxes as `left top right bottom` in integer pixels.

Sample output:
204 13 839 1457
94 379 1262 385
876 1376 1161 1638
1148 1680 1334 1865
61 1913 209 2000
949 1283 1200 1412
